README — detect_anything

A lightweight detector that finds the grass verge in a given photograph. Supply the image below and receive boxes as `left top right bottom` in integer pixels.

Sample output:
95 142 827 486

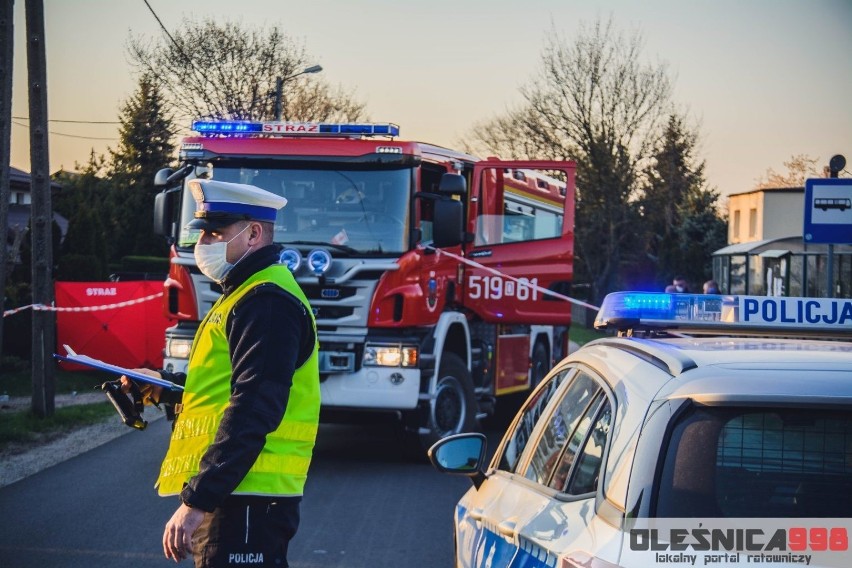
0 402 116 452
0 364 121 453
1 367 114 397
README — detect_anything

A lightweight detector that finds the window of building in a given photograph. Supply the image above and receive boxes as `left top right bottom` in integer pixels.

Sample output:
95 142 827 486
748 208 757 238
732 210 741 241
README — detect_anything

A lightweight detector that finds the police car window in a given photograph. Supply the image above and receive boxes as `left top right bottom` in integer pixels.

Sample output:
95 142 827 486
547 393 606 492
524 372 599 485
495 367 572 473
565 398 612 495
655 406 852 518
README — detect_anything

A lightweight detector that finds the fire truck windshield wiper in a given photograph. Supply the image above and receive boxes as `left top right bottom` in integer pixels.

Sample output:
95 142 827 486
284 240 358 255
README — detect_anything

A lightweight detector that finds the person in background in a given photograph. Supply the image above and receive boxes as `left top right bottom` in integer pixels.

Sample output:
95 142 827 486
664 276 690 293
703 280 720 294
124 179 319 567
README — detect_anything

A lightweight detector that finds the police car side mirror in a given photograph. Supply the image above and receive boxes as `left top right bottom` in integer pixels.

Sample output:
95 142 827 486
428 433 488 489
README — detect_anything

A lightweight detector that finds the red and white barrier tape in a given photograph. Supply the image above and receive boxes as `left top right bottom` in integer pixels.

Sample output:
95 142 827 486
426 245 600 311
3 292 164 318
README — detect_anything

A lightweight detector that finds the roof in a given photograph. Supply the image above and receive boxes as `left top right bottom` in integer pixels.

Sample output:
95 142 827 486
713 235 852 255
582 335 852 404
728 186 803 198
7 204 69 236
6 166 63 190
643 336 852 367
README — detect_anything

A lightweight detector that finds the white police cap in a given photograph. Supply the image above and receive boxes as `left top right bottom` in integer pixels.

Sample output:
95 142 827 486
185 179 287 231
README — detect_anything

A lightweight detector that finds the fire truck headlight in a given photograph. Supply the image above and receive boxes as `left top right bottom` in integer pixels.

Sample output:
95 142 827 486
307 249 332 275
363 344 418 367
279 248 302 272
166 337 193 360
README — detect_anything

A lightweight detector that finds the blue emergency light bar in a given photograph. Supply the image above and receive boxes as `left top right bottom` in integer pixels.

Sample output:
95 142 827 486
595 292 852 335
191 120 400 137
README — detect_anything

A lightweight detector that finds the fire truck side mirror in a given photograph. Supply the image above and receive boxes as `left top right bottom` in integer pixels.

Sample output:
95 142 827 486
432 198 463 248
153 186 182 239
153 191 172 237
438 173 467 196
154 167 174 188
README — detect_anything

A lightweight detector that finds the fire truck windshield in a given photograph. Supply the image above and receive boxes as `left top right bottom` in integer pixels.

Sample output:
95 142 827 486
177 166 412 255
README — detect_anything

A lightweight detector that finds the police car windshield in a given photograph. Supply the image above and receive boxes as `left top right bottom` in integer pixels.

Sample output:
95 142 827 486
178 166 412 255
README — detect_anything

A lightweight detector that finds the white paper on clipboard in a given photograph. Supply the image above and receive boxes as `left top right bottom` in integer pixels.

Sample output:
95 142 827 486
53 345 184 392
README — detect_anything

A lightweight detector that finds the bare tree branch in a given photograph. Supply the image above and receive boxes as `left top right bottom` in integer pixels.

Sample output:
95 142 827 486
127 19 366 123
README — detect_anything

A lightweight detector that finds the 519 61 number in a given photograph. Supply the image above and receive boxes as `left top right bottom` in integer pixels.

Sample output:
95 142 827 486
468 275 539 301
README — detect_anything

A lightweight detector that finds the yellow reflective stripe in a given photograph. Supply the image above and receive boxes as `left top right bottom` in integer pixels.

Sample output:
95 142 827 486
268 420 319 443
247 452 312 475
159 452 203 479
171 414 317 443
170 414 220 439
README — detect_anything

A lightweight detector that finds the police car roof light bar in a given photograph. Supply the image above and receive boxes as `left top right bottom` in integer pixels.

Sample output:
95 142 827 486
191 120 400 137
595 292 852 337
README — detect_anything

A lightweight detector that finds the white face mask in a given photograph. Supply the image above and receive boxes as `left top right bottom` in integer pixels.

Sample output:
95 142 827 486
194 224 252 283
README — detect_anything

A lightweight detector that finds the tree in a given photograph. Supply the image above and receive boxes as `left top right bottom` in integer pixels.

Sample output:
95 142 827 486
107 75 175 262
638 114 726 291
464 18 673 303
754 154 821 189
128 19 366 122
53 153 112 280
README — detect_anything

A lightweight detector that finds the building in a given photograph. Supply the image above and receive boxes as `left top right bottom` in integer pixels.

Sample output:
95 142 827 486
4 166 67 265
713 185 852 298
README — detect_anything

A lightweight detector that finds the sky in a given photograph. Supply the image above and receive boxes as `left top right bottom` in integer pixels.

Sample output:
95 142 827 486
9 0 852 198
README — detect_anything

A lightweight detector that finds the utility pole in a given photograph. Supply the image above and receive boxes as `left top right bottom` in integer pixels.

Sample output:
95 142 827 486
0 0 14 364
26 0 54 417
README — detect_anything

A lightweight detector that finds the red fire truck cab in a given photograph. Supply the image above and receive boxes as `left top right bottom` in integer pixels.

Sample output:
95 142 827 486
153 120 575 450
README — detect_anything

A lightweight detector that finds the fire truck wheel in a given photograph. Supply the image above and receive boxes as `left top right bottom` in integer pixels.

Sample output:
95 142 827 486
530 340 550 389
423 352 478 448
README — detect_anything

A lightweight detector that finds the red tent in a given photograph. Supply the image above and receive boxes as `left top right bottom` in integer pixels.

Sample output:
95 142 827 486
55 281 171 370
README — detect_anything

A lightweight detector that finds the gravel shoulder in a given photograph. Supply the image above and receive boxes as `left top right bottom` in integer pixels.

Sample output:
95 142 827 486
0 393 165 488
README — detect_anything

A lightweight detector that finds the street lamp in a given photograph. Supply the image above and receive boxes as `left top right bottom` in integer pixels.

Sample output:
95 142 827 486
274 65 323 121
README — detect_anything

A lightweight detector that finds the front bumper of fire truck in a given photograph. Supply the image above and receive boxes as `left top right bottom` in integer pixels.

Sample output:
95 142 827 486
318 341 421 410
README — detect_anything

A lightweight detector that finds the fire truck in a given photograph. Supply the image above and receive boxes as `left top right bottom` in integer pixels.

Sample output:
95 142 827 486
152 120 576 450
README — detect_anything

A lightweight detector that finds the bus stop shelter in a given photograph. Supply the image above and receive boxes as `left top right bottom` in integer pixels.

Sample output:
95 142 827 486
712 236 852 298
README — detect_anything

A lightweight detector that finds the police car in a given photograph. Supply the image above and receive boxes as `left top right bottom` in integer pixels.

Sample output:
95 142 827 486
429 292 852 568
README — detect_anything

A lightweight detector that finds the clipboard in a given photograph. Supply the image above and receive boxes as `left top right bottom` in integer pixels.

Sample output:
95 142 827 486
53 345 184 392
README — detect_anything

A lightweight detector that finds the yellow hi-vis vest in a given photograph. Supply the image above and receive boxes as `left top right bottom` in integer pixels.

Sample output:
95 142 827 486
156 264 320 497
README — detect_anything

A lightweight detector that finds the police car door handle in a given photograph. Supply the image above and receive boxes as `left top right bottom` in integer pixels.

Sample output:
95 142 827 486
496 518 519 538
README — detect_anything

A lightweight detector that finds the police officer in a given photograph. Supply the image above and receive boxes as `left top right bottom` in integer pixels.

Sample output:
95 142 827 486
127 179 320 567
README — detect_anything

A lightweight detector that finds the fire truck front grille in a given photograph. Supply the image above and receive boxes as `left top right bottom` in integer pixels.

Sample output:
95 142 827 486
296 259 391 335
300 285 358 301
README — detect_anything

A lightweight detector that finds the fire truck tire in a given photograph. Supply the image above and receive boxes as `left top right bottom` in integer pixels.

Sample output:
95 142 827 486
530 340 550 389
421 352 479 449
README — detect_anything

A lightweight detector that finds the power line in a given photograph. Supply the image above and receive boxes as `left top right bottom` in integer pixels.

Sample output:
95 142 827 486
142 0 192 64
141 0 216 110
13 116 120 124
12 120 118 141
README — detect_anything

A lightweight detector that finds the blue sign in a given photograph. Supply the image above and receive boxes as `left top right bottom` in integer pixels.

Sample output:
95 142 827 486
803 178 852 244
